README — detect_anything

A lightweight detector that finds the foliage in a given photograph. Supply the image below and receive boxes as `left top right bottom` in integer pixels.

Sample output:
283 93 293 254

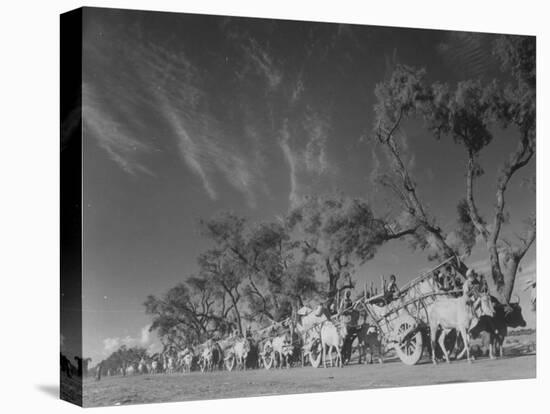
371 35 535 302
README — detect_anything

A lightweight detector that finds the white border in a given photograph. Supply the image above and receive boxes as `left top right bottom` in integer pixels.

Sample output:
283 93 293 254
1 1 547 413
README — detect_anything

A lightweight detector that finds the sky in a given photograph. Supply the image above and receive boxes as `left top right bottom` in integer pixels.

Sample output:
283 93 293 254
76 7 536 365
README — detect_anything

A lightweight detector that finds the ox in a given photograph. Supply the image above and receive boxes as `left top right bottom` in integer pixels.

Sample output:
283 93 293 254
200 340 223 372
490 295 527 357
271 333 295 369
163 355 175 374
296 306 330 337
429 294 474 364
320 320 348 368
183 353 194 373
356 324 383 364
137 357 147 375
150 355 162 374
233 338 251 370
469 315 499 359
126 362 136 375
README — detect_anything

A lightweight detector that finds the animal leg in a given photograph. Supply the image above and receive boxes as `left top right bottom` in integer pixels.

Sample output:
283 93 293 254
438 329 450 363
430 324 438 365
459 327 471 363
489 338 495 360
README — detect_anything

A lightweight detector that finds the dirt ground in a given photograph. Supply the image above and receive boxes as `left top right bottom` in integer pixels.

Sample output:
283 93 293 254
82 351 536 407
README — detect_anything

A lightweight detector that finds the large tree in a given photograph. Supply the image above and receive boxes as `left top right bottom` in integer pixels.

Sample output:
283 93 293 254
200 213 321 324
371 35 535 302
144 272 232 347
287 195 418 305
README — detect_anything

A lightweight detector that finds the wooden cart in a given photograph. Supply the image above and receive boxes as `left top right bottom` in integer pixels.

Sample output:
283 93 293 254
355 256 463 365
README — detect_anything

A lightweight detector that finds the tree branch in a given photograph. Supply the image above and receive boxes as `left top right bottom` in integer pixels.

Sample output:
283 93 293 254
466 151 489 241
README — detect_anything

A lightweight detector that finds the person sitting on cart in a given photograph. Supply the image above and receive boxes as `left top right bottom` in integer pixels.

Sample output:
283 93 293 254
384 274 400 303
462 269 480 303
442 265 455 291
434 270 446 290
445 266 462 296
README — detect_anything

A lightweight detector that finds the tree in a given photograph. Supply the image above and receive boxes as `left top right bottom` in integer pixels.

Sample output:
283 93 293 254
242 221 321 321
100 345 148 374
144 275 227 347
200 213 320 324
197 248 245 334
372 35 535 302
287 195 417 305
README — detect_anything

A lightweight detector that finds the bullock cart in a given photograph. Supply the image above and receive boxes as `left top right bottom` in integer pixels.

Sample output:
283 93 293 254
296 308 347 368
256 318 298 370
355 256 462 365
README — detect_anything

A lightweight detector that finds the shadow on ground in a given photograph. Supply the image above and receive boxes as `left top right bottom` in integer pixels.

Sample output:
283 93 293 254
36 384 59 399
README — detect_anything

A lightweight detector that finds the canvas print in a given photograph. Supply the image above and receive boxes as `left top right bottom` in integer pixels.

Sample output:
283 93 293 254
60 6 536 408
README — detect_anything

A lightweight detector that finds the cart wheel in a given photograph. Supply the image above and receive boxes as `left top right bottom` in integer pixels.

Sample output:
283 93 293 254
225 354 235 371
309 340 322 368
394 315 423 365
262 341 274 370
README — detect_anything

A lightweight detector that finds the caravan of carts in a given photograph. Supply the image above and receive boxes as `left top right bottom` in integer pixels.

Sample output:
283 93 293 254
117 256 516 376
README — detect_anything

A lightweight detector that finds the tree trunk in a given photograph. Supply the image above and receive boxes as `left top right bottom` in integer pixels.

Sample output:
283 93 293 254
325 258 339 306
484 246 519 304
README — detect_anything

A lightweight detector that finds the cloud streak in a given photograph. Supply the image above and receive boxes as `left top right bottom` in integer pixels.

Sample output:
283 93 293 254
243 38 283 89
279 110 335 207
84 25 265 207
82 83 155 176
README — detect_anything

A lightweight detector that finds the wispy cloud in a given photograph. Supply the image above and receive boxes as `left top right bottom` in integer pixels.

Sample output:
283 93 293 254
155 88 259 207
243 38 282 89
84 25 264 207
303 111 330 175
279 110 335 207
82 83 155 176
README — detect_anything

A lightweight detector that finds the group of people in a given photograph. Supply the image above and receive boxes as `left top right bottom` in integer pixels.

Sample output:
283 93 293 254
336 264 488 314
435 265 488 299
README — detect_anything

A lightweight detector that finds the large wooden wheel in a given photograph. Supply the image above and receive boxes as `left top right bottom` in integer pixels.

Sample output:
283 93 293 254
309 339 322 368
394 315 423 365
224 353 236 371
262 341 274 370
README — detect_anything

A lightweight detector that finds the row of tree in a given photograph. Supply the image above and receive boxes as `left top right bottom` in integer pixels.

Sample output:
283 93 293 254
144 35 535 350
144 196 409 348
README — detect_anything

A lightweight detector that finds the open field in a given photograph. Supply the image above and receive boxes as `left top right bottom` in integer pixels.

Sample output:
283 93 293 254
82 352 535 407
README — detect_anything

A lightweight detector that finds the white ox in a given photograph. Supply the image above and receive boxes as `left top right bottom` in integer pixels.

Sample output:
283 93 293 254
126 363 136 375
178 348 194 373
232 338 251 370
296 306 329 342
429 294 475 364
320 320 348 368
150 359 161 374
137 358 147 374
271 334 294 369
163 354 176 374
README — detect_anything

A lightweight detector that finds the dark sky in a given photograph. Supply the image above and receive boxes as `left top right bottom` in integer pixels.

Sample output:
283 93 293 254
78 7 535 363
